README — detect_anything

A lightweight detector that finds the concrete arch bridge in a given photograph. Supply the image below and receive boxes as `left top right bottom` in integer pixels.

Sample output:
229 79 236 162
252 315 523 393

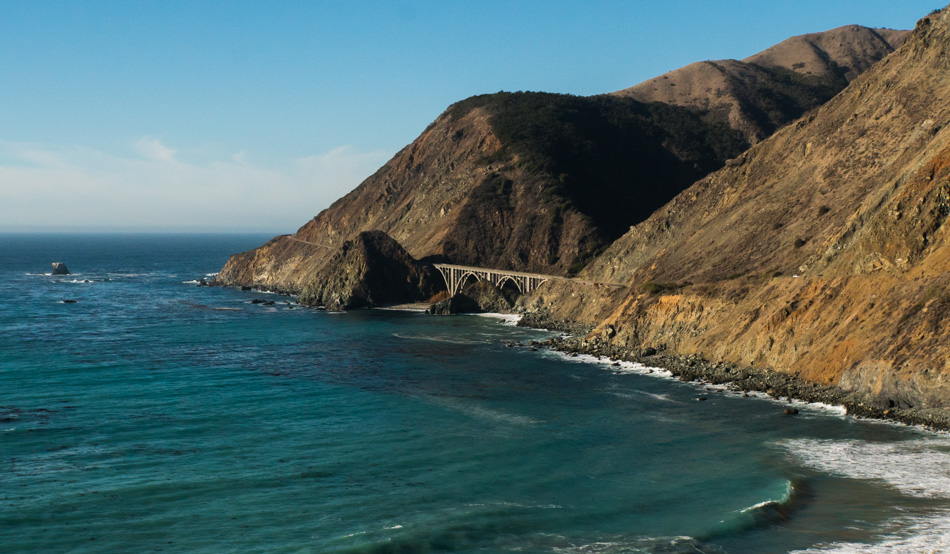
433 264 559 296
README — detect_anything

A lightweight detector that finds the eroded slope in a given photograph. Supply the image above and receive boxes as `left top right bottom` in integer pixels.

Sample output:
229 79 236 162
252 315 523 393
554 10 950 412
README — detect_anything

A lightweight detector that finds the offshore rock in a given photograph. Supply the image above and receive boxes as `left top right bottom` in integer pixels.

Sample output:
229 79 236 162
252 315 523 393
51 262 69 275
297 231 439 310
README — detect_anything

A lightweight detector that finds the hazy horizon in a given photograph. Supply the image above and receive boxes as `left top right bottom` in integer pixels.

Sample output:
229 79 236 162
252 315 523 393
1 1 939 233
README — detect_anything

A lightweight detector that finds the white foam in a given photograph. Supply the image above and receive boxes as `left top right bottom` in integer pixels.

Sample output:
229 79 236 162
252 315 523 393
782 438 950 499
466 501 562 510
782 437 950 553
539 349 854 418
548 535 696 553
426 396 539 427
474 312 522 325
791 512 950 553
181 280 200 285
542 349 672 378
739 480 793 514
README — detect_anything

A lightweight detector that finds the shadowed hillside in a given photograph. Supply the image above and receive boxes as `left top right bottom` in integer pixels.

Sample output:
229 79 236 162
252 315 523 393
216 23 909 309
217 92 747 291
530 8 950 420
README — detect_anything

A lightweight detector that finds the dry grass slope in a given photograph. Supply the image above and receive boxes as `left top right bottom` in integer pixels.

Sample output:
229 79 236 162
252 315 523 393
560 8 950 413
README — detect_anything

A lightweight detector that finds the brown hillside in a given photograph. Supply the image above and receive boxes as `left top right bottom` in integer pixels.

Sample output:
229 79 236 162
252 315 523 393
216 107 504 291
612 25 909 143
549 8 950 413
217 26 903 294
217 93 747 291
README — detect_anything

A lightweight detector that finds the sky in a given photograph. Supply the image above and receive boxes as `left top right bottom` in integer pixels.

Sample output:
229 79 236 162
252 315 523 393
0 1 940 233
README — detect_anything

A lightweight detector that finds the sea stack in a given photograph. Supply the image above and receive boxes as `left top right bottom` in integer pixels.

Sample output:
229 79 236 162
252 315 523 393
51 262 70 275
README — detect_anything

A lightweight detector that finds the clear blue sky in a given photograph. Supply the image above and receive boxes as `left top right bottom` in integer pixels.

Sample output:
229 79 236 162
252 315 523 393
0 0 939 232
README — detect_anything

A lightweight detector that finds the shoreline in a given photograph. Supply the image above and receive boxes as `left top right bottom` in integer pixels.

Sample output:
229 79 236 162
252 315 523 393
215 282 950 431
516 313 950 432
539 334 950 432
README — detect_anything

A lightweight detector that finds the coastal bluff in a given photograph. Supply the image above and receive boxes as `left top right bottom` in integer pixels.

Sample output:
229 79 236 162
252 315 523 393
532 7 950 425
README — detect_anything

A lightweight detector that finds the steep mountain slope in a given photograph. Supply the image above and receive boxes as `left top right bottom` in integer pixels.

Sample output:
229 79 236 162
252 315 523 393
542 9 950 413
217 93 747 292
612 25 909 143
218 26 903 296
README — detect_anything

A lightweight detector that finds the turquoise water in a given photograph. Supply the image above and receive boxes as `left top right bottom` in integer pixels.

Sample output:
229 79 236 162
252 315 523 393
2 234 949 553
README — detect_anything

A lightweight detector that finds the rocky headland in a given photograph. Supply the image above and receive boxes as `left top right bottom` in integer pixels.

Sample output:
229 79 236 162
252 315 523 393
296 230 441 311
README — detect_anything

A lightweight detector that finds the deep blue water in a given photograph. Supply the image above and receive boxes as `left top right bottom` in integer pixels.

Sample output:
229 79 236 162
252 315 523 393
2 233 950 553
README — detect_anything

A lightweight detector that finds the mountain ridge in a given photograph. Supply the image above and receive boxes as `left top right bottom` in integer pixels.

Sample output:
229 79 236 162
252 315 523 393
611 25 909 143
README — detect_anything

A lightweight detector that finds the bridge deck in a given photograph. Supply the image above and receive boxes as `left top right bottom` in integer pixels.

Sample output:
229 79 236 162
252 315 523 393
433 263 622 295
432 263 562 281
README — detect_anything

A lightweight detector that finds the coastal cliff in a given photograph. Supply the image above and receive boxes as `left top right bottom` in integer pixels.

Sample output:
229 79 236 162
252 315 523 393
211 15 950 420
216 25 899 297
530 8 950 422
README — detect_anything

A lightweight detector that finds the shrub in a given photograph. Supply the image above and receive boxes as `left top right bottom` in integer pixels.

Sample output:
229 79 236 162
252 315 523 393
428 290 450 303
642 280 679 294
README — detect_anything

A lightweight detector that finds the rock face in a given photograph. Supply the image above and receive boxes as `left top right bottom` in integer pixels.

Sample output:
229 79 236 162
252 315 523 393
51 262 69 275
533 8 950 413
612 25 909 144
429 294 481 315
296 231 439 310
429 280 516 315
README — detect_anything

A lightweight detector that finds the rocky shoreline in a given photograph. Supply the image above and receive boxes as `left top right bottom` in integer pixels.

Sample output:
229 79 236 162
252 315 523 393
519 314 950 432
206 279 950 431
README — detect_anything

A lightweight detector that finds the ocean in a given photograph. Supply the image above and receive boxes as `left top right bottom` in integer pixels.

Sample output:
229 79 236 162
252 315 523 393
1 233 949 553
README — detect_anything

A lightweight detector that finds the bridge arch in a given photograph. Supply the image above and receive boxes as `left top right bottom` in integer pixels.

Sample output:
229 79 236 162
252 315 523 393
495 275 524 294
433 263 557 298
456 271 481 295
